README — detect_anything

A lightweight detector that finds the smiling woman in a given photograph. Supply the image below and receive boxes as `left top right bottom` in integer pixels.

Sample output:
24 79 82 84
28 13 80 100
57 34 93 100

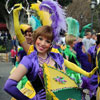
4 25 98 100
4 0 98 100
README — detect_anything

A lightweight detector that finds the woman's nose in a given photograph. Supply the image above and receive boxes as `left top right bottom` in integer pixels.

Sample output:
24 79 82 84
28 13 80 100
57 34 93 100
41 40 45 45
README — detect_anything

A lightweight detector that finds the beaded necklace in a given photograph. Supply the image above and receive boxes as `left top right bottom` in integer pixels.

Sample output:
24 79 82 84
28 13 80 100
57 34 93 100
38 55 50 65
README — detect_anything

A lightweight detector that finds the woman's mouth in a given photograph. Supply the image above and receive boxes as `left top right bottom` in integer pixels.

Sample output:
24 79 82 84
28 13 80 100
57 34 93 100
38 46 45 51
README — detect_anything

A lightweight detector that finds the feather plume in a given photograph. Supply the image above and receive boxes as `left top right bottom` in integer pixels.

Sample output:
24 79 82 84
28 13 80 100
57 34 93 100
80 23 92 38
40 0 67 42
81 75 98 97
66 17 80 37
29 15 42 31
30 1 52 26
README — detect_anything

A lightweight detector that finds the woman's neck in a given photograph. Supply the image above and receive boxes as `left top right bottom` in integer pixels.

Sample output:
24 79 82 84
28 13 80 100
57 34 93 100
37 53 48 59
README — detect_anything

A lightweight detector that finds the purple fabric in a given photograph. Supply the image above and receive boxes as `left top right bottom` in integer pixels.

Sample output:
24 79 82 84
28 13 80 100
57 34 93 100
40 0 67 42
18 50 27 61
33 89 46 100
4 79 30 100
4 47 63 100
20 48 64 82
88 45 96 60
4 79 46 100
74 42 92 72
81 75 98 98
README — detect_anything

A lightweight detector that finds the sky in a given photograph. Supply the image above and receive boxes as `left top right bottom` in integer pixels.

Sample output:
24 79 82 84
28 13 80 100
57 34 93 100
97 0 100 4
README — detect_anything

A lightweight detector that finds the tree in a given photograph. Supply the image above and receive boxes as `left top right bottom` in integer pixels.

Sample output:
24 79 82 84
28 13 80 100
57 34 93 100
0 0 35 36
66 0 91 32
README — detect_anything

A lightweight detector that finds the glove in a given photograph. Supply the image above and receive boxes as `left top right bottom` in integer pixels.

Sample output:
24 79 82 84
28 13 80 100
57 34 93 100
4 79 30 100
13 4 26 44
64 59 98 78
4 79 46 100
13 4 22 12
30 89 46 100
88 66 98 77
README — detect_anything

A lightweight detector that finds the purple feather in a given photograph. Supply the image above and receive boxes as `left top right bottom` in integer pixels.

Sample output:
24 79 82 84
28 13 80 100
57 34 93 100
40 0 67 42
81 76 98 98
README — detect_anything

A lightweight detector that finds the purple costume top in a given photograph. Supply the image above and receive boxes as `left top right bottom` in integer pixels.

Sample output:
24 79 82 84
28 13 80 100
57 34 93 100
20 47 64 91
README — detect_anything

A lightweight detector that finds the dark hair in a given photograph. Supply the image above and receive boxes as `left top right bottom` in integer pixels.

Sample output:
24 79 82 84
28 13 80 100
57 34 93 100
32 26 53 44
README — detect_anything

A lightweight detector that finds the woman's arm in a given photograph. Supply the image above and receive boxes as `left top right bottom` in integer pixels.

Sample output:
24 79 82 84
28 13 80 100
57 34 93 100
13 4 30 53
4 64 32 100
4 62 46 100
64 59 98 77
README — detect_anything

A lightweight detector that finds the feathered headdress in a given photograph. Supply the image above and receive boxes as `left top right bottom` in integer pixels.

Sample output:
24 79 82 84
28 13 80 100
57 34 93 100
66 17 80 37
39 0 67 42
80 23 92 38
29 15 42 31
30 1 52 26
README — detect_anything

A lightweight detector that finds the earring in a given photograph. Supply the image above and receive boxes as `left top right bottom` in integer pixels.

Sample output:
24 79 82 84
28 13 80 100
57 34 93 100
50 45 52 48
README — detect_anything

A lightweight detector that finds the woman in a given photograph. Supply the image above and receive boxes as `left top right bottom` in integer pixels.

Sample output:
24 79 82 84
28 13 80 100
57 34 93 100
4 26 98 100
13 3 59 55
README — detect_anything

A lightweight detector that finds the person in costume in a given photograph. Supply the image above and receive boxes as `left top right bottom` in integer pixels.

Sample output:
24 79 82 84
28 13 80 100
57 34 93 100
13 3 59 55
20 24 33 45
63 34 82 85
5 1 96 100
4 25 98 100
66 17 93 72
74 41 93 72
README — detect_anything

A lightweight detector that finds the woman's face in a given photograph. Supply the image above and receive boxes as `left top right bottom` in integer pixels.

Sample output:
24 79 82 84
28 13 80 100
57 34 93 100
70 39 77 48
25 31 33 44
35 35 52 54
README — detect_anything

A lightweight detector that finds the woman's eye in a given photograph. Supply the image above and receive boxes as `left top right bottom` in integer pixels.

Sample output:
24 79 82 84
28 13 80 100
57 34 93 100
39 37 43 40
46 40 51 43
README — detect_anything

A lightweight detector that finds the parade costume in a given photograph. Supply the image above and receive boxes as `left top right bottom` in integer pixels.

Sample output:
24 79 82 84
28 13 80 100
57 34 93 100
30 1 52 26
4 45 98 100
96 47 100 100
5 1 98 100
29 15 42 31
65 17 82 84
63 45 82 84
80 23 92 38
88 45 96 68
74 42 92 72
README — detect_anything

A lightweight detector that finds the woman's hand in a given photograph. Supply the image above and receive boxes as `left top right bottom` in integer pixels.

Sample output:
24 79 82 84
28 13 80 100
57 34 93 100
13 4 22 12
30 89 46 100
87 66 98 78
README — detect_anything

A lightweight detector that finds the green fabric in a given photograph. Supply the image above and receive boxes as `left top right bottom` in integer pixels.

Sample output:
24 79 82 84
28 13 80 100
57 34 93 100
64 45 82 84
80 23 92 38
66 69 82 84
15 61 28 90
63 45 80 66
53 88 82 100
58 47 64 54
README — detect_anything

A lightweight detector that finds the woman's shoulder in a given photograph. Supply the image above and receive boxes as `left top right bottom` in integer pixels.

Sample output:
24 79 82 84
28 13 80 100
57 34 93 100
50 52 63 57
27 45 34 55
50 52 64 65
